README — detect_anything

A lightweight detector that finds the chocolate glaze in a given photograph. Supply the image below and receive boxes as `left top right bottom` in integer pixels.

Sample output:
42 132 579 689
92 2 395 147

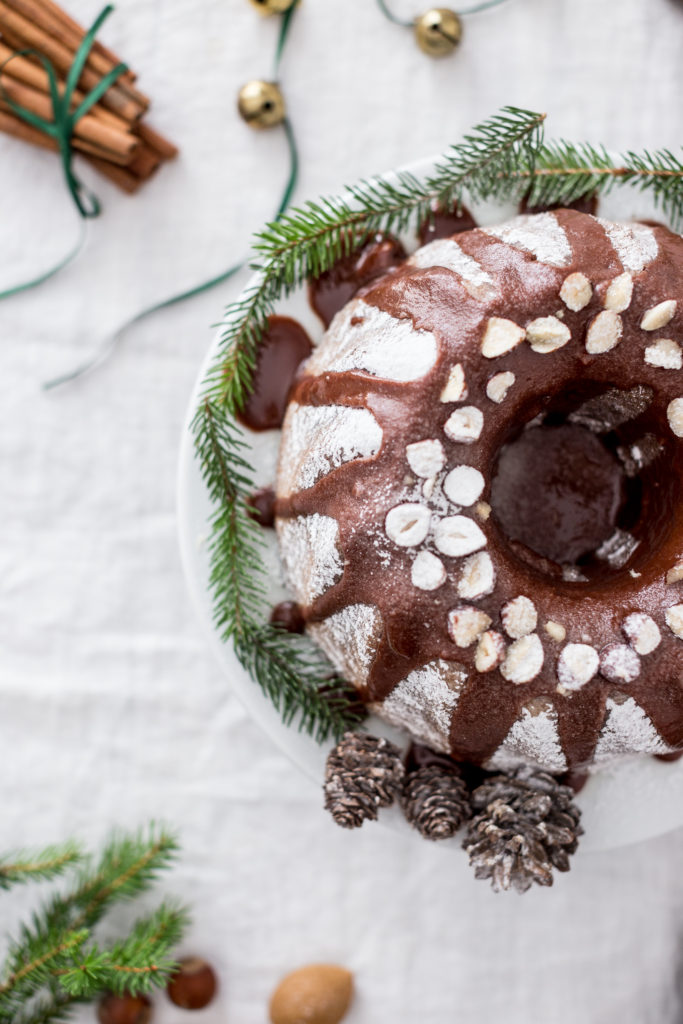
308 234 406 328
236 316 313 432
277 210 683 769
270 600 305 634
559 769 589 794
417 202 478 245
490 423 626 568
655 750 683 763
520 194 599 217
246 486 276 528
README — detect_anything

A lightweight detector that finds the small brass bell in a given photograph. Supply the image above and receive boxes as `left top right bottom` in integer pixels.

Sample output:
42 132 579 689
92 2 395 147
414 8 462 56
248 0 298 14
237 80 286 130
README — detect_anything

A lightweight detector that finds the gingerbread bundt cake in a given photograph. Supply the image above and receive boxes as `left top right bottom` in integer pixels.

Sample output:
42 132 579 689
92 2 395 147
275 210 683 773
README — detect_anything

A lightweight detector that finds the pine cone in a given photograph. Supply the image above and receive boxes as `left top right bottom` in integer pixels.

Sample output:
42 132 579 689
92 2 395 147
324 732 405 829
463 766 583 893
401 763 471 840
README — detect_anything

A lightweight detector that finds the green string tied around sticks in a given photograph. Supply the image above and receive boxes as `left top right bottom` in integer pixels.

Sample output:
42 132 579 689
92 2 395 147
0 5 126 221
0 5 126 300
0 2 299 389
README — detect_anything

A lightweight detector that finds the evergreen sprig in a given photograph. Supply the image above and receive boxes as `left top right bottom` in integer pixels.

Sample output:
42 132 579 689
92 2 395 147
193 106 683 743
0 827 187 1024
0 845 83 891
519 140 683 228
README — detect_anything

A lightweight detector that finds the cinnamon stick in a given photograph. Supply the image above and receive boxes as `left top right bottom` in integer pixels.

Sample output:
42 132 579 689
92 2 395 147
0 41 131 134
31 0 137 84
84 154 141 193
0 77 139 164
0 104 53 149
135 120 178 161
127 141 161 179
0 2 148 121
5 0 145 103
0 107 146 192
0 39 47 92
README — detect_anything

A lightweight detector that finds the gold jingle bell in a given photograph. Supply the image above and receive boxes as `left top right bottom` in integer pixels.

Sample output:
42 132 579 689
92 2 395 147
237 80 286 130
414 8 462 57
248 0 298 14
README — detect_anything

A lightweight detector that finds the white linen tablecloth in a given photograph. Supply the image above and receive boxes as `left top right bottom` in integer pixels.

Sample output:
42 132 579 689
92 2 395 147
2 1 683 1021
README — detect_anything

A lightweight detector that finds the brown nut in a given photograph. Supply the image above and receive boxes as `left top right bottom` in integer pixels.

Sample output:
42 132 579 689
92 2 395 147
167 956 218 1010
269 964 353 1024
97 993 152 1024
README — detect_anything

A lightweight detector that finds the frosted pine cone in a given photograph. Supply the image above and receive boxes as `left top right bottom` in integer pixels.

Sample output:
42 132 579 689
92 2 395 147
401 763 471 840
324 732 405 829
463 766 583 892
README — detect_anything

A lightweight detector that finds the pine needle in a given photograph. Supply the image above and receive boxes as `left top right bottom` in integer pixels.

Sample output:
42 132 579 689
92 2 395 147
0 844 83 891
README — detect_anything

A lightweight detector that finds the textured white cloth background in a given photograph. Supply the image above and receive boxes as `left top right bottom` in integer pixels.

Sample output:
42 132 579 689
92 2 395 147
2 0 683 1021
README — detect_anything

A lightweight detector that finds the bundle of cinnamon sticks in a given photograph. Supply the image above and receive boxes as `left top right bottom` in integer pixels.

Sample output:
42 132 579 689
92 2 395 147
0 0 177 193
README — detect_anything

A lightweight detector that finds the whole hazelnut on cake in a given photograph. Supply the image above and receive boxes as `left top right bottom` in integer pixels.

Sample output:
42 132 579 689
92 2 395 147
275 210 683 774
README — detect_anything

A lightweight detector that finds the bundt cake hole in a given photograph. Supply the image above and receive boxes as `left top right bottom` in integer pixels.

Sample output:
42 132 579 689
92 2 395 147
489 384 674 584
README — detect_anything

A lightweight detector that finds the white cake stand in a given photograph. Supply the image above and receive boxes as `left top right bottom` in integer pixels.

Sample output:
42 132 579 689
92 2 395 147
177 155 683 854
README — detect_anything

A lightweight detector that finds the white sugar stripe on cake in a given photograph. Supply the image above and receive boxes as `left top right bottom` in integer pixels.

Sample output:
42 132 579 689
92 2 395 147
277 514 343 604
483 213 572 267
407 238 497 299
308 604 382 688
592 696 672 764
278 402 382 496
305 299 438 382
486 700 567 774
375 660 466 754
597 219 658 273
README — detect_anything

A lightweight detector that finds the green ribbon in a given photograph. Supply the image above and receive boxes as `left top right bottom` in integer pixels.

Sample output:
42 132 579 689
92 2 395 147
44 4 300 390
0 5 127 299
376 0 510 28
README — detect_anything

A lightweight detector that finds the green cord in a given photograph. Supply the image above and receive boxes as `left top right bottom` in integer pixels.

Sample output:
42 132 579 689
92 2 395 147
0 5 127 299
376 0 412 27
273 3 297 77
376 0 511 27
43 9 300 390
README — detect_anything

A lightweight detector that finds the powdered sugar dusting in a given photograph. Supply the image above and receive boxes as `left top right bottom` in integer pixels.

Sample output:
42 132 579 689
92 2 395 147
306 299 438 382
277 514 343 604
593 695 671 764
484 213 572 267
408 238 497 300
597 219 658 273
596 529 639 570
308 604 382 688
375 660 467 753
278 402 382 496
487 699 567 773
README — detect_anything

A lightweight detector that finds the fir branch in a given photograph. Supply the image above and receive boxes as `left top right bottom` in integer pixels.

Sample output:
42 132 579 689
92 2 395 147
0 844 83 891
7 987 75 1024
235 624 366 743
193 398 365 740
0 827 182 1018
0 931 88 1008
57 904 189 999
252 107 546 304
518 140 683 229
192 105 683 746
66 826 179 930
